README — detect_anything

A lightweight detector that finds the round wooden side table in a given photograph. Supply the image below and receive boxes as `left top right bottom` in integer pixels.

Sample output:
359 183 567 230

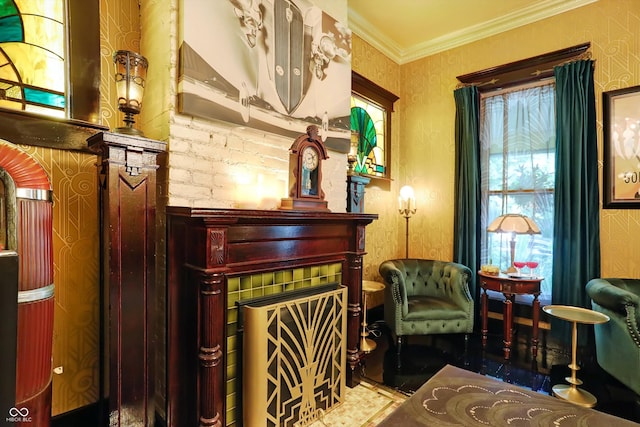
542 304 610 408
360 280 385 353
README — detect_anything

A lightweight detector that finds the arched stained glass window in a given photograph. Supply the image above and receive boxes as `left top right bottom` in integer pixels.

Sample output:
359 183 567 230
0 0 66 117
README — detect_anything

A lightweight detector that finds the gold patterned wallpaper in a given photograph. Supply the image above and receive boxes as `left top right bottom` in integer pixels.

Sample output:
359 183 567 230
18 0 144 417
17 146 100 416
354 0 640 282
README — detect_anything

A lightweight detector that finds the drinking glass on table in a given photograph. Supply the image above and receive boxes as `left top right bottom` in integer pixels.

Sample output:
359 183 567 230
525 261 539 277
513 261 526 275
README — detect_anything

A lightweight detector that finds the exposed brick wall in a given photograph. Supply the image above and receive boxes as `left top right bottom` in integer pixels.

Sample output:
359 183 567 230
166 114 348 211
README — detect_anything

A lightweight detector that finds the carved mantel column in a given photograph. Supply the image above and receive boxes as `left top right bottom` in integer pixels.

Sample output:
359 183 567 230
87 131 166 427
346 174 370 214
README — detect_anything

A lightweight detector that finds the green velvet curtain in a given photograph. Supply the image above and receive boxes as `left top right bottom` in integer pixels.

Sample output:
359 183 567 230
552 59 600 341
453 86 481 300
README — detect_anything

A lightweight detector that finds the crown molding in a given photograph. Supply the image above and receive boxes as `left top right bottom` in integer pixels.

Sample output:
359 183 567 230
349 0 598 65
348 7 405 64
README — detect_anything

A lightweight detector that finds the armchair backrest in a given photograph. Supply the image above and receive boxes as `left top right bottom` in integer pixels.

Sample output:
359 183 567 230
379 259 472 300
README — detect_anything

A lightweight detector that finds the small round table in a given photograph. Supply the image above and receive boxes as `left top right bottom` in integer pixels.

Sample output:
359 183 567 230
542 305 610 408
360 280 385 353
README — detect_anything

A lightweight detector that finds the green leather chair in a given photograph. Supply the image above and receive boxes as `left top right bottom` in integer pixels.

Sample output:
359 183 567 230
379 259 474 368
586 278 640 395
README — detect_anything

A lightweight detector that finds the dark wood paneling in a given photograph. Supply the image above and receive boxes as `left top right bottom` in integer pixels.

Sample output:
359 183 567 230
0 253 18 424
89 131 166 427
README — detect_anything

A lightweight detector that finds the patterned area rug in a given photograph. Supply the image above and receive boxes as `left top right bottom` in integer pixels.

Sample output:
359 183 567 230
376 364 640 426
307 379 408 427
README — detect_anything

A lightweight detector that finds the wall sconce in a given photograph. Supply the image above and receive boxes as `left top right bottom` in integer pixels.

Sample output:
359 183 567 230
487 213 541 273
398 185 417 258
113 50 148 136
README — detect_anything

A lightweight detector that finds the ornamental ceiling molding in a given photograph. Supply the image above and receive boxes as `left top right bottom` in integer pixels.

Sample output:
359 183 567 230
349 0 598 65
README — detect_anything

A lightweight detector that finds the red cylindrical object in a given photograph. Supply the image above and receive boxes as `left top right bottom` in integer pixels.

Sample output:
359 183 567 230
15 292 54 426
15 197 54 427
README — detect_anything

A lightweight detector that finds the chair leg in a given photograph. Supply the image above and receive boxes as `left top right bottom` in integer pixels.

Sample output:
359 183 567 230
463 334 470 367
396 335 403 369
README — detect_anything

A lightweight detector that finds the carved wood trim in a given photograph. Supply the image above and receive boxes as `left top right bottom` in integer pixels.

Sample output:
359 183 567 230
456 42 591 91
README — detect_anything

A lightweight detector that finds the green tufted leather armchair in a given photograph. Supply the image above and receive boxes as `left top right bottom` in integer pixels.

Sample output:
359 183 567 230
379 259 474 368
586 278 640 396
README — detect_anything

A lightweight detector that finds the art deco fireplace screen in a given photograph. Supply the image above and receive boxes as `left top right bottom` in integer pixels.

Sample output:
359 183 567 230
241 283 347 427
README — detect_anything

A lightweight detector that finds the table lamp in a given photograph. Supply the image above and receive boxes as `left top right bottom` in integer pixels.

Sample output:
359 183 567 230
487 213 540 273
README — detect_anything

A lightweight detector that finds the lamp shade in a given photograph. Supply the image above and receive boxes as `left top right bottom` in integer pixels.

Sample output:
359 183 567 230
487 213 541 235
113 50 148 135
399 185 414 201
114 50 148 113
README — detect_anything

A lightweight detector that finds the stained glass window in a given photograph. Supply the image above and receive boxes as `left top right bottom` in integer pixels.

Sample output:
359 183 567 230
350 72 397 179
350 95 386 177
0 0 66 117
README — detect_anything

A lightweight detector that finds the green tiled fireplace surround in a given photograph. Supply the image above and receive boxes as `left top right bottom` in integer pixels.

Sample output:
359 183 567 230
225 262 343 426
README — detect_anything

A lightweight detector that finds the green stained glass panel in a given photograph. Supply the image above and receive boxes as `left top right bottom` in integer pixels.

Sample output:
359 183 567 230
0 15 23 42
350 94 387 177
24 87 64 107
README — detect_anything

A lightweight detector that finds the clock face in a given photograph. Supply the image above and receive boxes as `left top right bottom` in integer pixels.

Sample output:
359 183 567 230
302 146 319 171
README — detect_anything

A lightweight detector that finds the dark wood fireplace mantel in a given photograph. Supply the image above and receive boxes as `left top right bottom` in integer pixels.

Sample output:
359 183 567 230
166 207 377 427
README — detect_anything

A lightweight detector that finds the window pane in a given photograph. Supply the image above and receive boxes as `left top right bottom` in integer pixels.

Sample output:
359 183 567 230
350 94 387 177
481 83 555 300
0 0 66 117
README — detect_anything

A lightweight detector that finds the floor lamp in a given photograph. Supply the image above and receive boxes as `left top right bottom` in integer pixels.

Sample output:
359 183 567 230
398 185 417 258
487 213 541 273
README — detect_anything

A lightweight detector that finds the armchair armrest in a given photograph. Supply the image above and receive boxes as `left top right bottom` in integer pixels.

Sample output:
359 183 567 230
586 278 640 346
586 278 640 314
379 261 409 317
439 262 473 308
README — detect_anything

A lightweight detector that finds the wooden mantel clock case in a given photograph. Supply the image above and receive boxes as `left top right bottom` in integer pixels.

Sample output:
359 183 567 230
280 125 330 211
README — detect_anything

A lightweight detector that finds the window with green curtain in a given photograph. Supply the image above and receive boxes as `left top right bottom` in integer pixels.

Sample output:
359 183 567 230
0 0 66 117
480 81 556 302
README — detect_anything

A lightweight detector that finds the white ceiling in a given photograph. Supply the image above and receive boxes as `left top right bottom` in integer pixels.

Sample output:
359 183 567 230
348 0 597 64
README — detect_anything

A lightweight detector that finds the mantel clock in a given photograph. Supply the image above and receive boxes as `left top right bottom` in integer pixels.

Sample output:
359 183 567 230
280 125 330 211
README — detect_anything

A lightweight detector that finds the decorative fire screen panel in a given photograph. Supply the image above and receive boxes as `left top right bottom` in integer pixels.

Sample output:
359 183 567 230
242 284 347 427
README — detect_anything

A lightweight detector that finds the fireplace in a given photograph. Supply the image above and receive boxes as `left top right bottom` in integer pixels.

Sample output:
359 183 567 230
166 208 377 427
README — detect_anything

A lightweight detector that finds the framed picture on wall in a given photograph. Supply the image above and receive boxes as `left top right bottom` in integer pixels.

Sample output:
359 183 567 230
177 0 352 152
603 85 640 208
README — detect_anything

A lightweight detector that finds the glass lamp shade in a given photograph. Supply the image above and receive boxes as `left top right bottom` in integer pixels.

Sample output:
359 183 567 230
487 213 541 235
487 213 541 274
398 185 416 214
113 50 148 134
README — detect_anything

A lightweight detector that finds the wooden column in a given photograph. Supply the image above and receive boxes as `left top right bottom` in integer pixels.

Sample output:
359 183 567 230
88 132 166 427
346 174 370 214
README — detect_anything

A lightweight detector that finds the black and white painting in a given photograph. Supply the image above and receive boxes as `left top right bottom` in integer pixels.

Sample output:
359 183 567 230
178 0 352 151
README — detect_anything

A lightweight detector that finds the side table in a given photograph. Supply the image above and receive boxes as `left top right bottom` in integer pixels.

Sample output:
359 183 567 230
542 305 610 408
478 271 543 359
